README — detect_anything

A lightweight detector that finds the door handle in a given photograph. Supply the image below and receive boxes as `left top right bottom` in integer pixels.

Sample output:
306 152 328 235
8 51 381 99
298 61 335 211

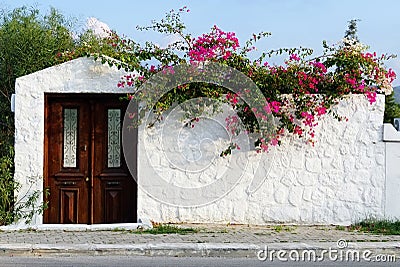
85 177 89 182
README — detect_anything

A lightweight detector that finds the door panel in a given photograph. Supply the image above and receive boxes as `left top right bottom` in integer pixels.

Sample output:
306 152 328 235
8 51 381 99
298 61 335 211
60 188 79 224
104 188 122 223
45 99 90 224
91 98 137 224
44 94 137 224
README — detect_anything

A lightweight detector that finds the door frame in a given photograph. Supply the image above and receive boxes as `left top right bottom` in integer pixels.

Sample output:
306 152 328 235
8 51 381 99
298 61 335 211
43 93 138 224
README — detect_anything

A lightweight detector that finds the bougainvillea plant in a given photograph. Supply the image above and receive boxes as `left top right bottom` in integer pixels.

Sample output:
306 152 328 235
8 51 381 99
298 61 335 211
59 7 396 155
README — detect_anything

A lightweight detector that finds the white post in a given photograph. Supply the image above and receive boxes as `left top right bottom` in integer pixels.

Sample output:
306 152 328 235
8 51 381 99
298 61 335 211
383 123 400 219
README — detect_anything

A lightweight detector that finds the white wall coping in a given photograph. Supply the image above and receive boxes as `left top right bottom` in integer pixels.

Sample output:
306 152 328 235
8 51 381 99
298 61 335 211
383 123 400 142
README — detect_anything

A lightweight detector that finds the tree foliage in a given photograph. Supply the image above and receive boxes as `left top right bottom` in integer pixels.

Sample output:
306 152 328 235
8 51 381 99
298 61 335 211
344 19 360 43
384 91 400 123
0 6 77 225
0 6 76 155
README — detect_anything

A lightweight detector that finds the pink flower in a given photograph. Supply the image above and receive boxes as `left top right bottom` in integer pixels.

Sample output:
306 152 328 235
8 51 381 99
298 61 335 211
128 112 136 118
270 138 279 146
386 68 397 82
365 91 377 104
310 61 327 73
346 77 356 86
260 143 269 152
270 101 281 113
294 126 303 136
188 25 239 62
301 112 315 127
316 106 326 116
263 104 271 114
263 101 280 114
226 93 239 106
289 54 301 61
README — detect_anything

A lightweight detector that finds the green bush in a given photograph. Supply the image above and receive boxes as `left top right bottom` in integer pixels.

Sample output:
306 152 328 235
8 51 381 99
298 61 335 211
384 92 400 124
0 145 48 225
349 218 400 235
0 145 16 225
0 6 79 225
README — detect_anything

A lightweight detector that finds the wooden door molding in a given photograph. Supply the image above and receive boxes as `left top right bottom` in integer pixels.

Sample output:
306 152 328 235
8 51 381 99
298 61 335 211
44 94 137 224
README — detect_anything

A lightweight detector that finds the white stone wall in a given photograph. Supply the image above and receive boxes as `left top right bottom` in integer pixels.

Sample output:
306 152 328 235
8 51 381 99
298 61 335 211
14 57 130 226
137 94 386 225
14 57 388 226
383 123 400 219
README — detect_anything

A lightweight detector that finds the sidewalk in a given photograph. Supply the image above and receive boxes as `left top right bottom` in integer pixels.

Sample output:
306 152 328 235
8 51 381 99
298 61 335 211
0 224 399 258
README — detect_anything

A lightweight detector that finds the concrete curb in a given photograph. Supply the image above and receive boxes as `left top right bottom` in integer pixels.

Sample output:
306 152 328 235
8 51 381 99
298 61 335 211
0 242 399 257
0 223 149 232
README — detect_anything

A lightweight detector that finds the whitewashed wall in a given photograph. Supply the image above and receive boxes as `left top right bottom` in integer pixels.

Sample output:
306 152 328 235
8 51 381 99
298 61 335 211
14 57 389 226
14 57 130 226
383 123 400 220
138 94 386 225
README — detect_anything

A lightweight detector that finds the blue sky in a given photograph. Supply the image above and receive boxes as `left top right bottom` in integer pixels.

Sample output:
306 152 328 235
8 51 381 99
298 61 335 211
2 0 400 86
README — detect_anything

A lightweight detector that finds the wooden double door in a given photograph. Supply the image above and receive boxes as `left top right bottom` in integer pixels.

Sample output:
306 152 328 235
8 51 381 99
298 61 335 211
44 94 137 224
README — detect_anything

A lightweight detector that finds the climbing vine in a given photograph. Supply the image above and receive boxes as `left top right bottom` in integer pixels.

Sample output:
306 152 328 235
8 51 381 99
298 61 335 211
59 7 397 153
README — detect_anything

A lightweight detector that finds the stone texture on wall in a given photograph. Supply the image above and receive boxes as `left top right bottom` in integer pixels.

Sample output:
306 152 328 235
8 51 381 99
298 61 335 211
14 57 387 226
137 94 386 225
14 57 130 225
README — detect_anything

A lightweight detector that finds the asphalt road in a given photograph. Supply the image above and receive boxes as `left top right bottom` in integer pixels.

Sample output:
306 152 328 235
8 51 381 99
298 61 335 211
0 256 397 267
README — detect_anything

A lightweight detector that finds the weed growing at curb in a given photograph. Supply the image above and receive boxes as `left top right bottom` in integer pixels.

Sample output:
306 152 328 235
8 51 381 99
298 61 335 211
335 225 346 231
131 224 199 235
274 225 296 233
111 228 127 232
349 218 400 235
200 229 229 234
